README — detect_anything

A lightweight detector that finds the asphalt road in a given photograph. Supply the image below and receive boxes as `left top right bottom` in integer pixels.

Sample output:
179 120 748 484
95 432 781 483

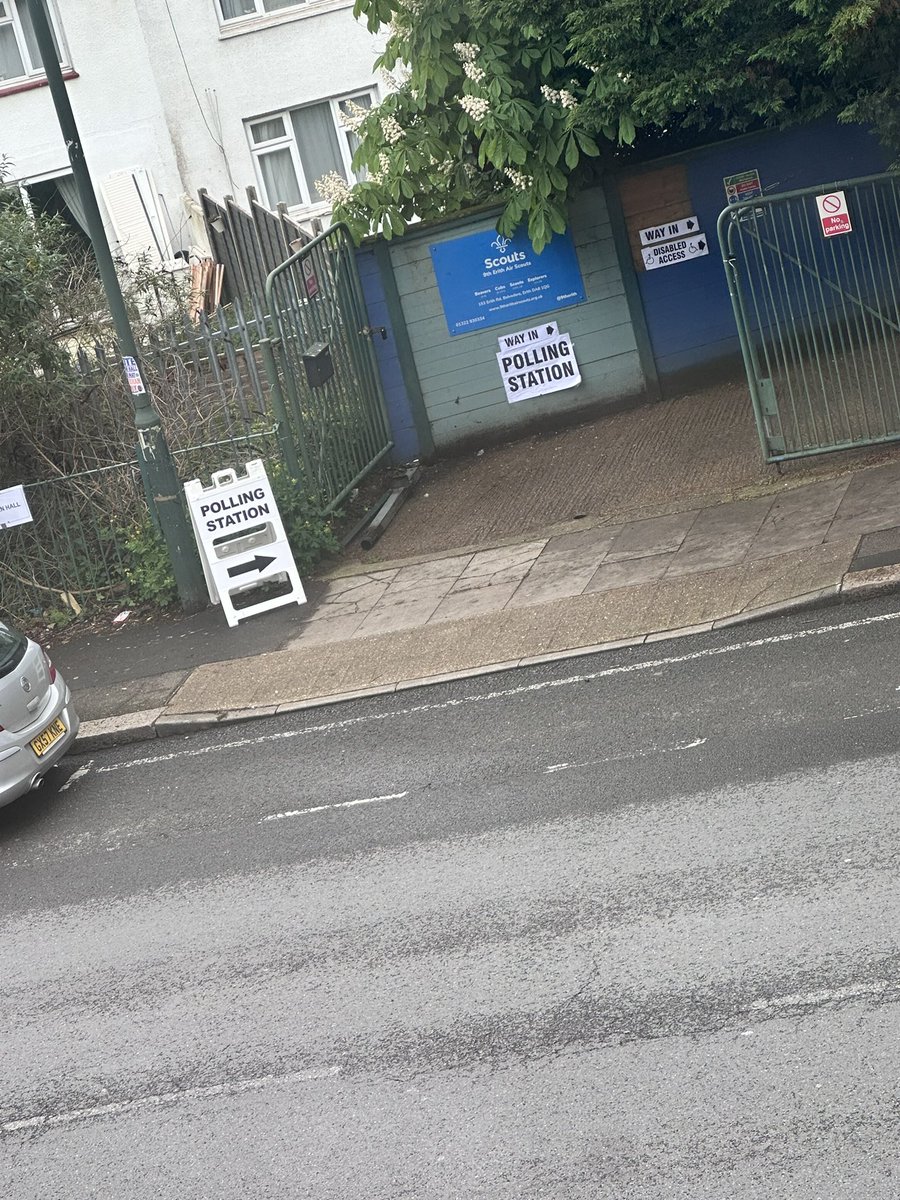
4 596 900 1198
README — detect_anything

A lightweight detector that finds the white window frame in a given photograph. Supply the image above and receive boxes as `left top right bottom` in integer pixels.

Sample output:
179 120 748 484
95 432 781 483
247 91 376 214
215 0 355 39
0 0 68 89
216 0 307 24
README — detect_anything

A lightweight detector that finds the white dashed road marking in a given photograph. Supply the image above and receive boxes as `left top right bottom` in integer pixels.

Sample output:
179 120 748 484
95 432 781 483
545 737 707 773
58 760 93 793
259 791 409 822
1 1065 341 1135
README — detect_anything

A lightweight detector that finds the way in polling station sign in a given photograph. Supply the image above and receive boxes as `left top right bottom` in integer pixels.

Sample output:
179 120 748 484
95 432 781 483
496 321 582 404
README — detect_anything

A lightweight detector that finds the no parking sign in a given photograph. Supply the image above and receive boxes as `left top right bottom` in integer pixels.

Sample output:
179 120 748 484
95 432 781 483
816 191 853 238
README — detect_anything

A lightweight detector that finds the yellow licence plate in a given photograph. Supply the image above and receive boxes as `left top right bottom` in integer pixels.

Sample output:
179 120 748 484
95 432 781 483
30 718 67 758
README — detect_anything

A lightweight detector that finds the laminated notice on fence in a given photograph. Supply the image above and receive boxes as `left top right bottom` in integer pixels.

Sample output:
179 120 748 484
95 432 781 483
0 484 33 529
496 327 581 404
184 459 306 628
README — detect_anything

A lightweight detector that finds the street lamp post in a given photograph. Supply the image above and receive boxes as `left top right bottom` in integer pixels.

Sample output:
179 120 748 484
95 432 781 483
26 0 207 612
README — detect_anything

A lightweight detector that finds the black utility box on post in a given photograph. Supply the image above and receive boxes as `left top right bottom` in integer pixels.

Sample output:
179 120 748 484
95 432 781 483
303 342 334 388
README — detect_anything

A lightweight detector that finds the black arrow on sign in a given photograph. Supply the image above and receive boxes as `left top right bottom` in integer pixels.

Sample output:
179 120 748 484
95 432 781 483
687 218 696 229
228 554 276 578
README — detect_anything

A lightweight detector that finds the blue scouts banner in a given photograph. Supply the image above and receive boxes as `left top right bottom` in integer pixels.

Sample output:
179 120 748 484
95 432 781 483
429 227 586 336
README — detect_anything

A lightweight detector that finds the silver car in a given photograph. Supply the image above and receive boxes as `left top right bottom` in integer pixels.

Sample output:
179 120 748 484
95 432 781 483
0 621 80 807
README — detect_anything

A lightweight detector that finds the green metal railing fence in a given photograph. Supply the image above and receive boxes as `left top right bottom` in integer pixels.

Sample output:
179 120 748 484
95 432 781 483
263 223 393 513
0 462 141 621
2 210 394 622
718 172 900 462
72 295 272 449
0 428 282 624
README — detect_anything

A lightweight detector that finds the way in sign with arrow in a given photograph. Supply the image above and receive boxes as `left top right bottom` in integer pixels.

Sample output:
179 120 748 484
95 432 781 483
228 554 277 579
638 215 700 247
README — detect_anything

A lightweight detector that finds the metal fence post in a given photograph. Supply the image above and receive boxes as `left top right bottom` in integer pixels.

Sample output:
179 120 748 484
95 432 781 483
260 337 304 483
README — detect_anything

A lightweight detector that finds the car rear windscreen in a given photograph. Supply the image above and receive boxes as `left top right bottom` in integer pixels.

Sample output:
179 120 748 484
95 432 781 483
0 625 28 679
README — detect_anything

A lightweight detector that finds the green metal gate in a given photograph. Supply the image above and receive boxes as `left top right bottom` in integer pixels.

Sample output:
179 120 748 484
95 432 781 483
718 172 900 462
261 223 393 511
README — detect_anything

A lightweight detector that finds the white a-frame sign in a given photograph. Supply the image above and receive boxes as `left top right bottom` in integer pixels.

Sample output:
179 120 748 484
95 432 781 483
184 459 306 627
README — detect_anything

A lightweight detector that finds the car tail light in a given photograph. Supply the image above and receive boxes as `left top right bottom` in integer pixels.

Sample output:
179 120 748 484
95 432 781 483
41 648 57 683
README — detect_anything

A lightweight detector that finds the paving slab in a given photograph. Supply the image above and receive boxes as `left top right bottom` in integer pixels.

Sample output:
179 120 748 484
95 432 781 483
536 525 622 567
644 567 749 629
665 496 773 577
584 552 673 594
303 576 395 620
352 593 446 637
429 579 523 623
459 541 547 578
449 561 537 594
388 553 474 593
288 612 367 647
505 560 603 608
319 569 399 597
826 461 900 541
605 511 699 563
739 537 857 609
749 477 851 559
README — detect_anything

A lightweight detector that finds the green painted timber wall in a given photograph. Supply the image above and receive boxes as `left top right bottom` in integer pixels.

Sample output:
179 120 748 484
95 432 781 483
387 186 646 452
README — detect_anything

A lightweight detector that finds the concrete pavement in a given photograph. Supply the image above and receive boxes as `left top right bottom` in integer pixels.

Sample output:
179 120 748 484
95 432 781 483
61 458 900 750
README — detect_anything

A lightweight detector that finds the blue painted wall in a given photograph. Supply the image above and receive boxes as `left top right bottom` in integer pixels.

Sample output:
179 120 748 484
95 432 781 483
620 119 889 383
356 246 422 463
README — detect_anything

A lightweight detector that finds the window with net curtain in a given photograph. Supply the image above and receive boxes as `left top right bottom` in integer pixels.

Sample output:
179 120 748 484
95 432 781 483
0 0 63 83
219 0 306 18
249 95 372 210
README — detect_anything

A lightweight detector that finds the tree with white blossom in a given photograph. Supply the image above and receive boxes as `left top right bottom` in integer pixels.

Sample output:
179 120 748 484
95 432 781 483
331 0 604 251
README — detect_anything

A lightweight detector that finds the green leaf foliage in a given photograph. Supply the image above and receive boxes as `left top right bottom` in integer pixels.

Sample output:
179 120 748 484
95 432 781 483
0 170 81 464
334 0 604 250
512 0 899 154
122 519 178 607
335 0 897 252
